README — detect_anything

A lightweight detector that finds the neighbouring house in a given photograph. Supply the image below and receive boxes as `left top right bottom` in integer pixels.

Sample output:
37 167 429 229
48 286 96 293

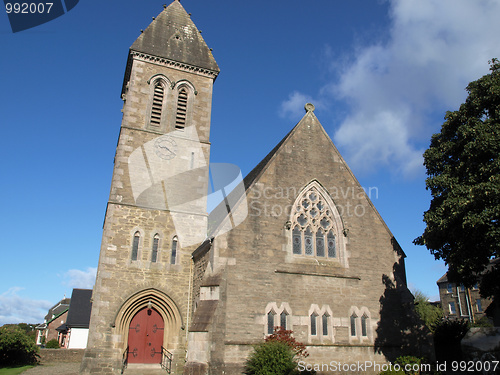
35 297 70 346
437 259 499 324
56 288 93 349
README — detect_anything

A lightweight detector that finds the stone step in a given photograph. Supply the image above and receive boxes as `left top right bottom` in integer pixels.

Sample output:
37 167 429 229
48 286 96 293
123 363 168 375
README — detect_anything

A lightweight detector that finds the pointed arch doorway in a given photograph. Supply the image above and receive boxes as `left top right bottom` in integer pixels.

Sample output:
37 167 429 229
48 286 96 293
127 307 164 363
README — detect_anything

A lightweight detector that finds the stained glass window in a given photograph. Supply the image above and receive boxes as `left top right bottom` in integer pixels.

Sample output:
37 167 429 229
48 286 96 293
327 231 336 258
316 230 325 257
292 226 302 254
304 227 313 255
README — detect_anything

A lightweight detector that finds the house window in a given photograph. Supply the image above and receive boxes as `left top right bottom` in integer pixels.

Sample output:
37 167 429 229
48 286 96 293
175 88 188 129
460 284 465 292
447 283 453 293
449 302 456 315
322 314 329 336
476 299 483 312
267 311 275 335
350 314 357 336
361 315 368 337
310 313 318 336
131 231 140 261
150 80 165 128
280 311 288 330
290 185 340 259
151 234 159 263
170 237 178 264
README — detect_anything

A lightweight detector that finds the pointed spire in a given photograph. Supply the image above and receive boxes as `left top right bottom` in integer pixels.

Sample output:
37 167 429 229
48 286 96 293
130 1 219 73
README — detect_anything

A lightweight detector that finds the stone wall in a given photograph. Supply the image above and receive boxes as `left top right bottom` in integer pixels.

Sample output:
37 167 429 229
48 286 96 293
39 349 84 363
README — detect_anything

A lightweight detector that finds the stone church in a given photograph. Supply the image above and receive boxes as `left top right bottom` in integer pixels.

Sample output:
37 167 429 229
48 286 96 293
81 1 425 374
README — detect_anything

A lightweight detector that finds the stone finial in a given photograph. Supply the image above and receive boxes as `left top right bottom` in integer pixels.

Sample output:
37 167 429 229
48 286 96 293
305 103 315 113
163 4 167 9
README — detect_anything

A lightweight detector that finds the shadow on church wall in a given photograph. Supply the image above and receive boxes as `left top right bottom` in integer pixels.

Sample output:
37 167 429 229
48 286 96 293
374 239 434 362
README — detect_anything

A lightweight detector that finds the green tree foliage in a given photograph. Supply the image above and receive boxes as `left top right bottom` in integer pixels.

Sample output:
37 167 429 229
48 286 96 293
0 327 39 367
414 59 500 300
244 328 313 375
244 341 297 375
412 290 443 333
45 339 60 349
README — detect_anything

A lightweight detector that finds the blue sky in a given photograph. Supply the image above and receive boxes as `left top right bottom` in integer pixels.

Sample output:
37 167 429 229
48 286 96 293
1 0 499 325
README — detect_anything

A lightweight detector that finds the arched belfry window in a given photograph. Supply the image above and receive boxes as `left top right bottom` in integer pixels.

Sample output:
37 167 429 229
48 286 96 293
148 79 168 129
289 181 346 264
175 88 188 129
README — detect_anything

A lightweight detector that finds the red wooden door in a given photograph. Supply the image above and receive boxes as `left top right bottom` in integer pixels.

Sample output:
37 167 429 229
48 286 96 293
127 308 164 363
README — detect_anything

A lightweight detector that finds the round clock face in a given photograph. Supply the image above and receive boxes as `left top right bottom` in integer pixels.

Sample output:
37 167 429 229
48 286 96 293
154 136 177 160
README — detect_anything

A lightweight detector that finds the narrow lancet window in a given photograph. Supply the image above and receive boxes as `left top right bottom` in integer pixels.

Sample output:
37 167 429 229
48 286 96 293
322 314 329 336
131 231 140 261
350 314 357 336
170 237 178 265
151 234 159 263
304 227 313 255
327 231 336 258
267 311 275 335
175 88 188 129
292 226 302 254
316 229 325 257
310 313 317 335
150 81 164 127
280 311 288 330
361 315 368 337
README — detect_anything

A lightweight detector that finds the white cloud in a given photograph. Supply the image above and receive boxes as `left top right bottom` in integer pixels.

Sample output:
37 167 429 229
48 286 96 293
279 91 315 119
63 267 97 289
0 287 52 325
283 0 500 177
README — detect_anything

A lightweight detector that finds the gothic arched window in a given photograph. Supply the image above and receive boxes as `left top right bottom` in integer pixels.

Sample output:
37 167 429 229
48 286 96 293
290 183 342 260
170 236 178 265
151 233 160 263
131 231 140 261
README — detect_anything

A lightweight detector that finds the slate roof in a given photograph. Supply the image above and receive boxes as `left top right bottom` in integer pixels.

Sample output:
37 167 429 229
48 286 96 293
43 298 70 322
130 0 219 73
65 289 93 329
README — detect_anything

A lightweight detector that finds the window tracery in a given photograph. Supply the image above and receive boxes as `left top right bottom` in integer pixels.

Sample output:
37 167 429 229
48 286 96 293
291 185 339 259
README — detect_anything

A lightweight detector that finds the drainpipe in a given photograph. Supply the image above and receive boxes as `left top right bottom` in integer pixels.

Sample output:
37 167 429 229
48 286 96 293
456 286 464 317
466 288 475 323
186 256 193 344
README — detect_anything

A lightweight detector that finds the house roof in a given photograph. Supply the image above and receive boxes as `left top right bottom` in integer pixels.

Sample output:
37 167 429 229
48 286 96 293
65 289 93 329
130 1 219 73
43 298 70 322
436 258 499 285
205 104 404 258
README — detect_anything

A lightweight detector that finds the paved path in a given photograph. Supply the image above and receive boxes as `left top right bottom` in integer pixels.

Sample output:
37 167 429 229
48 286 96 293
22 362 80 375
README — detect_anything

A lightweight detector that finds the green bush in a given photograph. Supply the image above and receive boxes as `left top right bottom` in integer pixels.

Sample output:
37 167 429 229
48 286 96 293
0 327 39 366
45 339 60 349
244 341 297 375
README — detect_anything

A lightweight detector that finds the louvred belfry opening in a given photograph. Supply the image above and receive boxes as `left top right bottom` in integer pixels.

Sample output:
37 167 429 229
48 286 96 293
127 307 164 364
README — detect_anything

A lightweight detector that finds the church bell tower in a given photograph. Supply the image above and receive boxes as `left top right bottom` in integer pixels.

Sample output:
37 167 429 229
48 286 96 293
81 2 219 373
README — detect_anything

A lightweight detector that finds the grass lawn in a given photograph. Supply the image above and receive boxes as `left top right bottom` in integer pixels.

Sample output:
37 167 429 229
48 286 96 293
0 366 35 375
